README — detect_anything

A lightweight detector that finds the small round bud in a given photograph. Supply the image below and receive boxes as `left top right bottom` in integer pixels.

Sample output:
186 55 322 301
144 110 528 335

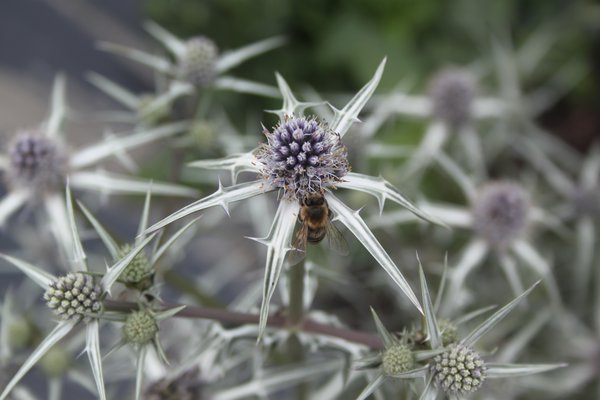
5 131 68 193
43 273 102 322
429 69 476 129
257 116 350 200
123 310 158 345
382 344 415 376
8 317 36 349
39 345 72 377
431 344 487 394
117 244 152 289
178 36 219 87
438 319 458 346
472 182 530 248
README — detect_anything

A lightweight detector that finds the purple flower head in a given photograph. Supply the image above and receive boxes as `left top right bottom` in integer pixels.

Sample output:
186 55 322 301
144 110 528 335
5 131 68 193
257 116 349 200
429 68 476 130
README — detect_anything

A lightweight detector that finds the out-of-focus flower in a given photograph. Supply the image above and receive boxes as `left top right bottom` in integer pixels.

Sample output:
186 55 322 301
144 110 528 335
99 21 284 99
0 75 197 258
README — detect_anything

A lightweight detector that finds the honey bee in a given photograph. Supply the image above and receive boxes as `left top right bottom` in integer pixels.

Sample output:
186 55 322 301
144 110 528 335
288 192 348 264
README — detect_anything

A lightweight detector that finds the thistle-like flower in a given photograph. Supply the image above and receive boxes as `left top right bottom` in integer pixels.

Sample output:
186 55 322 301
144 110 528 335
143 58 441 340
429 69 477 131
0 75 197 259
99 21 283 98
0 186 158 400
356 265 564 400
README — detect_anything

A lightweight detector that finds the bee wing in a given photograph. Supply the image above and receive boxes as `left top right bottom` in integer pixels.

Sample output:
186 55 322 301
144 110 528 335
325 221 349 256
287 223 308 266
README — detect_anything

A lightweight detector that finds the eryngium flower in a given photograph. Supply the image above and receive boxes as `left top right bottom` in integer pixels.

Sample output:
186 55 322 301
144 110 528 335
431 344 486 394
123 310 158 345
472 182 530 247
257 116 349 199
117 244 152 285
43 273 102 322
382 344 415 376
429 69 476 129
5 131 68 192
178 36 219 87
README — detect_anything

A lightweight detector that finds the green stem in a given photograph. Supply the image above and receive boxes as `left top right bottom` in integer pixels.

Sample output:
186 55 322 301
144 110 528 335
287 259 307 400
287 259 305 327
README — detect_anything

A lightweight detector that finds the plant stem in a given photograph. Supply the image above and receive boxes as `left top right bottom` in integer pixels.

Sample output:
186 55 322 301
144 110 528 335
103 300 383 349
287 259 305 327
287 259 307 400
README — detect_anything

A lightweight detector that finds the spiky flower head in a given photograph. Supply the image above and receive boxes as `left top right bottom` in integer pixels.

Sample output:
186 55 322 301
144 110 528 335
257 116 350 200
43 272 102 322
431 343 487 394
382 343 415 376
123 309 158 345
5 131 68 193
144 368 203 400
117 244 152 289
472 181 530 248
429 68 476 129
178 36 219 87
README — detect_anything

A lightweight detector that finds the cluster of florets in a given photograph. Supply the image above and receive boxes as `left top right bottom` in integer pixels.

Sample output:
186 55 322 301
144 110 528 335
43 273 102 322
144 368 203 400
472 181 531 247
381 343 415 376
438 319 459 346
429 68 476 129
5 131 68 192
117 244 152 288
178 36 219 87
123 309 158 345
257 116 350 200
431 343 487 394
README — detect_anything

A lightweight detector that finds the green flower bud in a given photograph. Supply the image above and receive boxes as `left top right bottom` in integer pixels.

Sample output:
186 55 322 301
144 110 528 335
382 344 415 376
431 344 486 394
117 244 153 290
123 310 158 345
7 317 35 349
178 37 219 87
438 319 458 346
39 345 72 377
43 272 102 322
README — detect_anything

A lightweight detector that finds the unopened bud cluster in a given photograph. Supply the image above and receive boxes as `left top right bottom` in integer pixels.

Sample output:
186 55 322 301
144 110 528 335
178 36 219 87
44 273 102 322
5 131 68 192
431 344 486 394
438 319 459 346
117 244 152 286
123 309 158 344
257 116 349 200
382 344 415 376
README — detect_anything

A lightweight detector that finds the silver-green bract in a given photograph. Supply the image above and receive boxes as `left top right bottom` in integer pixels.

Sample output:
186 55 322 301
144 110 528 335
144 58 443 341
0 185 158 400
